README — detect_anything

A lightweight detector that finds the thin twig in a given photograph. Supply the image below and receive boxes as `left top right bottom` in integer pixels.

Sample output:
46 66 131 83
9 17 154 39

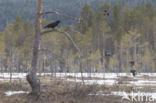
70 29 82 35
41 28 81 53
40 28 85 84
41 11 80 21
57 29 81 53
41 29 57 35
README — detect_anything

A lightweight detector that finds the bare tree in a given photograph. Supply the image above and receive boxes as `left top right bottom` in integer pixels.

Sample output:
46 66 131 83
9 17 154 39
26 0 82 96
26 0 43 96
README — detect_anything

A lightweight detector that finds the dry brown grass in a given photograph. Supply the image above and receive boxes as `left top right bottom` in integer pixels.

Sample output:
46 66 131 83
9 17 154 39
0 82 29 92
117 76 137 84
2 75 155 103
65 76 109 80
0 77 128 103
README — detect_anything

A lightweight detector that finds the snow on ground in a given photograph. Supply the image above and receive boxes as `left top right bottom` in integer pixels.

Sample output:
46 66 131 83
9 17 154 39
0 73 27 79
1 73 156 86
62 78 117 85
55 73 130 79
0 72 156 79
129 80 156 86
5 91 29 96
2 73 156 98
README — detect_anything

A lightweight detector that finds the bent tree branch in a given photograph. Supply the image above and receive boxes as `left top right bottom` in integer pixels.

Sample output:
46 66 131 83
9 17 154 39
41 28 85 84
41 11 81 22
41 10 84 83
41 29 81 54
28 1 84 96
41 29 57 35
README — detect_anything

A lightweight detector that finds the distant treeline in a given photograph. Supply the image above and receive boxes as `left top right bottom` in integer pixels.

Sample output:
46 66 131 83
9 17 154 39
0 1 155 73
1 0 156 30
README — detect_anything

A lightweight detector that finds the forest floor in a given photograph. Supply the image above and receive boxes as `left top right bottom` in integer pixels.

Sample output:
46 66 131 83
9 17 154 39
0 73 156 103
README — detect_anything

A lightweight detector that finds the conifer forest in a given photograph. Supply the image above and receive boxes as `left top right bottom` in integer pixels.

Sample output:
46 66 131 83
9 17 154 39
0 0 156 103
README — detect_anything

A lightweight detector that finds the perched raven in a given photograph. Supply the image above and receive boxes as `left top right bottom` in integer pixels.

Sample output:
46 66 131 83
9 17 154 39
44 20 61 28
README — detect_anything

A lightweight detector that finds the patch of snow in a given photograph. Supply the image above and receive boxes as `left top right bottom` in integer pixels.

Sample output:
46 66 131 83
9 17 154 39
0 73 27 79
5 91 29 96
55 73 130 79
1 73 156 86
129 80 156 86
1 73 156 79
64 78 117 85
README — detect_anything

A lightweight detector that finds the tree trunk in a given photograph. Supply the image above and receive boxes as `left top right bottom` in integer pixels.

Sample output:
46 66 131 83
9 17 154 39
26 0 43 96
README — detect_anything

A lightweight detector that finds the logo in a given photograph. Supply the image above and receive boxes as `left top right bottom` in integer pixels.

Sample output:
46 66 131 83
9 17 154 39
120 91 156 102
121 92 131 101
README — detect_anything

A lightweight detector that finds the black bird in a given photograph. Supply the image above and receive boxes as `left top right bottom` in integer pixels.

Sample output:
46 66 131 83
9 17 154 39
104 10 109 16
44 20 61 28
130 70 136 77
130 61 135 66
